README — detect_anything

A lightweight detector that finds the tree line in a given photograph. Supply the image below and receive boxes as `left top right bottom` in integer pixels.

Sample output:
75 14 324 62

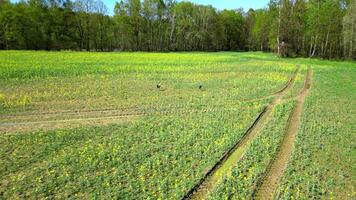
0 0 355 59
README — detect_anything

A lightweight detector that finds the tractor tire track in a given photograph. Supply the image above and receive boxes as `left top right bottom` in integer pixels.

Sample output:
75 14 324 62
0 107 248 127
254 67 312 200
0 90 278 121
0 106 266 134
0 113 144 127
0 69 298 132
0 71 296 123
183 66 300 200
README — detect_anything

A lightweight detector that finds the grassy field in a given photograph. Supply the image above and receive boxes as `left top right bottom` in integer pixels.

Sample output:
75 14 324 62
0 51 355 199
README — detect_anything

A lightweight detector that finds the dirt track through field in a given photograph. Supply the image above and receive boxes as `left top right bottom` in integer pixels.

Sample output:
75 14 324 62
0 72 297 134
254 67 312 200
0 107 258 133
183 66 300 200
0 77 291 121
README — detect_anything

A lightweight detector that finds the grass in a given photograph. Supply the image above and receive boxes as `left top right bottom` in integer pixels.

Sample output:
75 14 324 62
0 51 355 199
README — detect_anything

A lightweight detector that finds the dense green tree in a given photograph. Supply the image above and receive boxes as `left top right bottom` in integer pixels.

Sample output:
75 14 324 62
218 10 245 51
244 9 256 51
251 9 271 51
343 0 356 59
305 0 344 58
0 0 11 49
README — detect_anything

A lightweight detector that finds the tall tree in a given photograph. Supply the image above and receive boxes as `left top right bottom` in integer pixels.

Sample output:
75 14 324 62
343 0 356 59
218 10 245 51
251 9 271 51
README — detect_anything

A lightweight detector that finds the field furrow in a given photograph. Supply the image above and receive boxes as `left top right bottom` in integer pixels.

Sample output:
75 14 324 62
184 66 300 200
254 67 312 199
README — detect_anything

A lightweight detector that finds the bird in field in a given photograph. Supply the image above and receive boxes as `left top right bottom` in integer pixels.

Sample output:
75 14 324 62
157 83 161 89
199 84 203 90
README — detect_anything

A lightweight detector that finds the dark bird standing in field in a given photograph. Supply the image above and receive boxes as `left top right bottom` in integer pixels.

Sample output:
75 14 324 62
157 83 161 89
199 85 203 90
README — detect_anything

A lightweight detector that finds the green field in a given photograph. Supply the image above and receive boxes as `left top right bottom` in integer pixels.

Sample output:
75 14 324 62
0 51 355 199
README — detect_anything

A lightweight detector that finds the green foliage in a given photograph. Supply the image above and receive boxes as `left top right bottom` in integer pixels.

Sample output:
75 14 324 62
217 10 246 50
251 9 272 51
0 92 31 109
343 0 356 59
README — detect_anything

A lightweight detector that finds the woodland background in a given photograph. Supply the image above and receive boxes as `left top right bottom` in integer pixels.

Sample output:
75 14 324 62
0 0 355 59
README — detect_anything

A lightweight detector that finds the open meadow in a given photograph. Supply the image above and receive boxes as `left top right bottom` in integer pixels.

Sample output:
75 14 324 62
0 51 355 199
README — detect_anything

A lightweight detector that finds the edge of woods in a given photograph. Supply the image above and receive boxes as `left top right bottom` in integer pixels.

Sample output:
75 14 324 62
183 65 301 200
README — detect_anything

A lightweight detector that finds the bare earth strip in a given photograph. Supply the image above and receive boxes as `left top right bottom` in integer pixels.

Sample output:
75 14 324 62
0 106 263 134
0 107 261 134
184 66 300 200
1 82 287 120
0 90 282 124
0 115 139 134
254 67 312 200
1 107 254 134
0 106 270 134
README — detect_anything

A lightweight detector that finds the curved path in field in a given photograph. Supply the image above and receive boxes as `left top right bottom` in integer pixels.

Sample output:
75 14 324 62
254 67 312 200
183 66 300 200
0 69 299 134
1 82 292 122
